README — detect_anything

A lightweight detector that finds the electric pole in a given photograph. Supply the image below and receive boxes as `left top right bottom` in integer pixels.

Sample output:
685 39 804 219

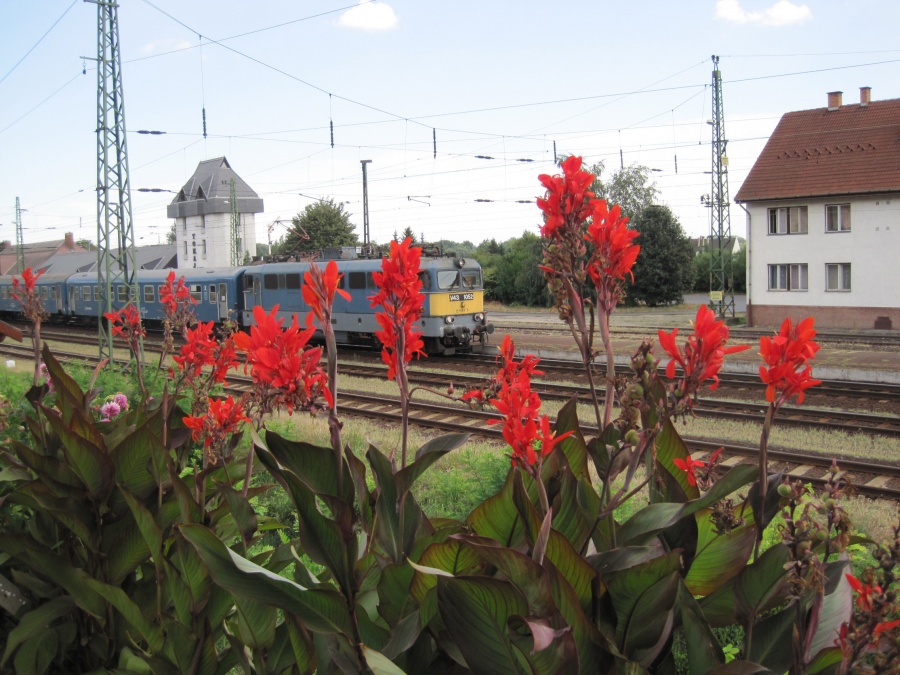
708 55 735 319
14 197 26 274
86 0 140 362
230 179 241 266
361 160 372 254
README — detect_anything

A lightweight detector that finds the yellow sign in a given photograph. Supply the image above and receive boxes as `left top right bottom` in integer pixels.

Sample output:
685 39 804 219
709 291 723 302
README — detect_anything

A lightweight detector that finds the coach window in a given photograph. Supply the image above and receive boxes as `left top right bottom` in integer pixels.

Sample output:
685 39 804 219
0 287 6 299
116 286 126 302
94 287 100 301
144 286 155 304
286 273 301 290
349 271 366 290
82 285 91 301
437 270 459 289
208 285 216 304
190 284 202 302
40 286 48 300
264 274 278 290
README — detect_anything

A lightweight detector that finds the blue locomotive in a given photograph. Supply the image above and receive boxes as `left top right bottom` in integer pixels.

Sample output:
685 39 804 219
0 251 494 356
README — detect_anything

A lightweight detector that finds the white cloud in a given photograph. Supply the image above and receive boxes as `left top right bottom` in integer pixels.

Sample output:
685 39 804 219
141 38 193 55
338 1 398 31
715 0 812 26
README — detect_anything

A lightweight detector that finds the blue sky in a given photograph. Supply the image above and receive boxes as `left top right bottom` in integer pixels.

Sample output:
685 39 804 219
1 0 899 250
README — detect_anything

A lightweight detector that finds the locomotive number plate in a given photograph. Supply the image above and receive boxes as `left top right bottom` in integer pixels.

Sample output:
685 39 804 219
449 293 474 302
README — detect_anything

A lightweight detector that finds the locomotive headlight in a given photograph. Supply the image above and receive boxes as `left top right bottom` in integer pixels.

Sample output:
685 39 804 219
444 316 455 324
473 313 484 322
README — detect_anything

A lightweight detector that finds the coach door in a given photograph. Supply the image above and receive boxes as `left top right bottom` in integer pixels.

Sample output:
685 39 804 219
217 283 229 321
68 285 78 315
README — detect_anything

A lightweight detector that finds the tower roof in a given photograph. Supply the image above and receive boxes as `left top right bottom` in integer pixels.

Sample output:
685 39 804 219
167 157 264 218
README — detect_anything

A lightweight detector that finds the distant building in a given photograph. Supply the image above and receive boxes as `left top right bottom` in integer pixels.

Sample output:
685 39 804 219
167 157 263 268
690 236 742 257
735 88 899 330
0 232 88 276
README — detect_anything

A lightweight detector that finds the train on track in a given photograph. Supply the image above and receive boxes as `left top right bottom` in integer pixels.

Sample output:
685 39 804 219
0 249 494 356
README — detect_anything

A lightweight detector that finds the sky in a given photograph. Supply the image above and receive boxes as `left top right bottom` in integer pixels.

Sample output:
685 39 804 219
1 0 899 253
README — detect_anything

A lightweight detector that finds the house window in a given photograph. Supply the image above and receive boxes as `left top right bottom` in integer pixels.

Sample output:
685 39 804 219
767 206 808 234
202 240 207 258
825 263 851 291
143 285 155 303
184 241 188 256
825 204 851 232
768 263 808 291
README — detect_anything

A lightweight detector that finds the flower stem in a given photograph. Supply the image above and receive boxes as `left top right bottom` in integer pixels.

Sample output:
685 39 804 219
598 310 616 430
755 402 777 556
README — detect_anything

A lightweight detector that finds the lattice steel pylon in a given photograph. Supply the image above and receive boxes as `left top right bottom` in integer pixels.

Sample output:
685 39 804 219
230 179 242 266
88 0 140 362
14 197 25 274
708 55 735 319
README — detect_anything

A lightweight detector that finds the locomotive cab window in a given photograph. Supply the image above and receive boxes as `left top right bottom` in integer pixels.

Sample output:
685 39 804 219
437 271 460 289
366 272 377 290
418 271 431 290
286 273 301 290
264 274 278 290
461 270 480 289
348 272 366 290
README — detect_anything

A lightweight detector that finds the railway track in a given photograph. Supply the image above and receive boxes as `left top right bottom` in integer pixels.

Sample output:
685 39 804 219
4 342 898 501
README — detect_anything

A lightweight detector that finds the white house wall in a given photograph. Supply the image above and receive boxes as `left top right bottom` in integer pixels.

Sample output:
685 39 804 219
175 213 258 269
745 193 898 329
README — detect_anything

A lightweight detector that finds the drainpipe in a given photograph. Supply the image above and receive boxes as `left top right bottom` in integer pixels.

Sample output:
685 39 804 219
737 202 751 326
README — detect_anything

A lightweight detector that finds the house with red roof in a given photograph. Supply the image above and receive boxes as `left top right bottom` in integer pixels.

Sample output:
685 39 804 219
735 87 899 330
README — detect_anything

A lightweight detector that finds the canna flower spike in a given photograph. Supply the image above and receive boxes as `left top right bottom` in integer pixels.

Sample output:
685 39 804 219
759 316 822 405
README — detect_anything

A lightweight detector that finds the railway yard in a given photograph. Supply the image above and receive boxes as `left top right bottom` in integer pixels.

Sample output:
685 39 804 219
3 305 900 503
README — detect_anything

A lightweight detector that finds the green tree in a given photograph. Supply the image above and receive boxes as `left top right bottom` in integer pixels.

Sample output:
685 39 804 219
400 227 416 243
626 205 695 306
490 232 551 306
166 222 177 245
285 198 358 253
577 159 660 221
692 244 746 293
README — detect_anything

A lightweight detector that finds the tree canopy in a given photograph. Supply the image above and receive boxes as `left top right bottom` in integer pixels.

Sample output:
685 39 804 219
579 160 660 222
284 198 358 253
626 204 695 307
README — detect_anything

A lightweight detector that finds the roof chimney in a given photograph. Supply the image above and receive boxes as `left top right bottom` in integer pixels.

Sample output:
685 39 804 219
64 232 75 251
827 91 843 110
860 86 871 107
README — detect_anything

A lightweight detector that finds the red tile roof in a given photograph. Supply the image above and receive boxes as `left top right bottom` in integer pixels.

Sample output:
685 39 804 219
734 97 900 202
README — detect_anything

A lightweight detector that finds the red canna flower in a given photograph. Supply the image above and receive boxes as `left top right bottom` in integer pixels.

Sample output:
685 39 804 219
369 238 427 380
172 322 238 384
658 305 750 403
233 304 331 412
487 335 571 467
758 317 821 405
846 573 882 612
585 200 640 283
873 619 900 639
183 395 250 459
303 260 351 328
673 454 705 486
537 156 595 240
160 270 195 315
11 268 47 323
104 304 146 357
